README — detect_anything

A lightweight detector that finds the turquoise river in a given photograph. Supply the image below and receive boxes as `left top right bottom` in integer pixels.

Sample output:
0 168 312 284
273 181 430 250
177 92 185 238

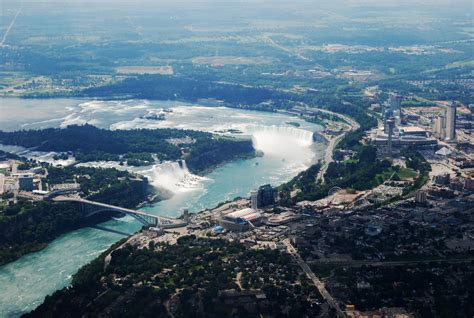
0 98 326 317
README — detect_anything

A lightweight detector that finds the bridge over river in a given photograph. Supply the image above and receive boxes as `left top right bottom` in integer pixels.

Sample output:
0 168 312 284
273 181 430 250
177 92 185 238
53 196 187 229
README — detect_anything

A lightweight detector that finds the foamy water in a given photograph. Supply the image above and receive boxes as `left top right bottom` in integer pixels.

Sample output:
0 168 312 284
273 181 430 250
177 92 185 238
47 100 322 198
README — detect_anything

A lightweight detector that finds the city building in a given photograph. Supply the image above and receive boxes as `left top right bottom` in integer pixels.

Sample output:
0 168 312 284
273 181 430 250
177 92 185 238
433 173 450 185
435 147 452 157
432 114 444 139
250 184 276 209
382 93 402 132
389 92 403 126
449 180 464 192
431 101 457 142
371 95 439 154
387 117 395 156
399 126 428 137
445 101 457 141
250 190 259 210
0 162 11 174
17 173 34 191
218 208 262 232
370 128 437 153
183 209 190 223
265 211 302 226
414 190 428 205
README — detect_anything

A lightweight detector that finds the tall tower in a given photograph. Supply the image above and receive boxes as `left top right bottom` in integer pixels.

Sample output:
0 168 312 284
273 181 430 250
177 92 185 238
445 101 457 141
435 113 446 140
250 190 259 210
383 107 393 133
389 93 402 126
389 93 401 109
431 117 438 136
387 117 395 156
183 209 189 223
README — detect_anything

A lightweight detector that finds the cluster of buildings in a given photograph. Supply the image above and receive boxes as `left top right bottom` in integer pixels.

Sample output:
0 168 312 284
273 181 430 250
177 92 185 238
0 161 38 196
369 93 439 156
369 91 474 166
0 160 83 202
198 184 305 235
218 184 277 232
431 101 457 142
427 172 474 199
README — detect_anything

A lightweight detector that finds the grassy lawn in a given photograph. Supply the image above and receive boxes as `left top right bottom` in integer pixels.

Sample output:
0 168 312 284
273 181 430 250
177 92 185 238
396 167 418 180
375 168 396 184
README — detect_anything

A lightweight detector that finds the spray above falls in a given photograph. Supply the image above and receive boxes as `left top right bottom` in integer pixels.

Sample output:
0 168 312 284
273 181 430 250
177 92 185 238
248 125 314 158
143 160 205 194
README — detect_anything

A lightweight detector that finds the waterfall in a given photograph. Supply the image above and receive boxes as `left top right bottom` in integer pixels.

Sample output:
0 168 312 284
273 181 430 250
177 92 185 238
77 159 205 195
247 125 314 158
147 160 205 194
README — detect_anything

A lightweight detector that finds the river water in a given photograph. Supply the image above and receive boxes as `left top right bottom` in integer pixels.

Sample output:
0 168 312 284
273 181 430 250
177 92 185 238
0 98 325 317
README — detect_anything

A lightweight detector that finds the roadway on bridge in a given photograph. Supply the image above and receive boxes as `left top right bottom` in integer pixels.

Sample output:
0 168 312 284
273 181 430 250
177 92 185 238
53 196 186 228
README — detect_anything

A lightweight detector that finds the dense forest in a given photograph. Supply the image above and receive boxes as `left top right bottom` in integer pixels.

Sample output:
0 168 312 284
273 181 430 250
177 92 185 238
26 237 322 317
324 146 392 190
77 75 288 107
186 137 255 173
0 125 256 173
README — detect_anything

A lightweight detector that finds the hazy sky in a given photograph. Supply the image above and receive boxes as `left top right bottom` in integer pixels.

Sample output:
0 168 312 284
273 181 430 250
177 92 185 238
9 0 473 4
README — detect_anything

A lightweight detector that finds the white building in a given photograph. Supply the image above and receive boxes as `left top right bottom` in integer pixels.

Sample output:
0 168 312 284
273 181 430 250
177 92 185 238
218 208 262 232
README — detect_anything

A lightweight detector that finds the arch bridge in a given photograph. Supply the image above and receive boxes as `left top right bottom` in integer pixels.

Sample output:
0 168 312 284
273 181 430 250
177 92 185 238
53 196 186 228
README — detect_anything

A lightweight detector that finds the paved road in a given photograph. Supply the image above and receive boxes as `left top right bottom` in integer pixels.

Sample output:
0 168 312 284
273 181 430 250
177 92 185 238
311 107 360 183
1 4 22 46
262 34 312 62
317 134 344 183
309 107 360 130
283 240 345 318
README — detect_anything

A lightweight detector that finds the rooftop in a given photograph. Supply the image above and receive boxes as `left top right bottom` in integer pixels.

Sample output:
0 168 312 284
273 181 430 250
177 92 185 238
400 126 427 133
225 208 258 219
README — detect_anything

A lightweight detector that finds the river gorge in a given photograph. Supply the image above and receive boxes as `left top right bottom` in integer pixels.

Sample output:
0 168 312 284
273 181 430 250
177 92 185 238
0 98 326 317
